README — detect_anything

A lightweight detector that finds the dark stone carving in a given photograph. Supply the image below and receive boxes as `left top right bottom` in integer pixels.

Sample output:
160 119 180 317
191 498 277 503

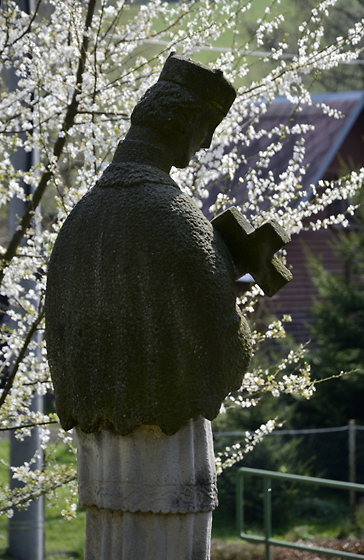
212 207 292 296
45 53 289 437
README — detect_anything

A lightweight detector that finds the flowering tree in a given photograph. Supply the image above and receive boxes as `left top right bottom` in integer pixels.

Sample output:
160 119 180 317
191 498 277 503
0 0 364 517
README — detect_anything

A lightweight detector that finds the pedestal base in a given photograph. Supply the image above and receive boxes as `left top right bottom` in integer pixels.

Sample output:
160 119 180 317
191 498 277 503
76 417 217 559
85 507 212 560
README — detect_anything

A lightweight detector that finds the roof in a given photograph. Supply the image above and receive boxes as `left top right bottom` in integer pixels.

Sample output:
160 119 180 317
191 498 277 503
204 90 364 218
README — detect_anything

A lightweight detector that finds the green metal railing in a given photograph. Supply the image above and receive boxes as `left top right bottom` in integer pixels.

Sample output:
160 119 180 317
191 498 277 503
237 467 364 560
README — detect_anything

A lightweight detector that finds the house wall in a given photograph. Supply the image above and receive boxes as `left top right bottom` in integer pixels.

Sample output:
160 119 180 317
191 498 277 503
236 226 344 342
272 228 340 342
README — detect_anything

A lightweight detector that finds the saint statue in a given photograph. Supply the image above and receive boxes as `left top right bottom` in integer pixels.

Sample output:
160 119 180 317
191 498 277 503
45 53 253 560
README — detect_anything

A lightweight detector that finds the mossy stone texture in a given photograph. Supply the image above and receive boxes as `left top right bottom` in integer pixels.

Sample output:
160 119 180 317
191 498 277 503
45 162 251 435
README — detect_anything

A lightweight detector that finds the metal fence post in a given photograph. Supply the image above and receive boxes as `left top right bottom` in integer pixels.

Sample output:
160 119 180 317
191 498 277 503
348 419 357 525
264 477 272 560
236 465 244 537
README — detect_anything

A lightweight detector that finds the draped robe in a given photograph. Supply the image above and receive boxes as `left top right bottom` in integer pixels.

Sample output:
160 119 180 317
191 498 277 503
45 151 251 436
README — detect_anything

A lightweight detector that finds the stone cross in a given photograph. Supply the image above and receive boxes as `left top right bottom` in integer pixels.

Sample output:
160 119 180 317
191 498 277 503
212 206 292 297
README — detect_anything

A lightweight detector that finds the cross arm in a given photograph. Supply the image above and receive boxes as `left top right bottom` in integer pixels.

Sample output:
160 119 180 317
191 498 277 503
211 207 292 297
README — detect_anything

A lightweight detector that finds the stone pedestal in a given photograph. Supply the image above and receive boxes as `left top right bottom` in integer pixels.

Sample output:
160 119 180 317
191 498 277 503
76 417 217 560
84 509 212 560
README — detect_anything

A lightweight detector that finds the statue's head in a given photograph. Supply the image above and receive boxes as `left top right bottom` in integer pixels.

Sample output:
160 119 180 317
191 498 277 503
131 53 236 168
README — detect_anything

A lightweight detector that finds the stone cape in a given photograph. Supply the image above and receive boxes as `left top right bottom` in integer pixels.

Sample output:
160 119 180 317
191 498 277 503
45 160 251 436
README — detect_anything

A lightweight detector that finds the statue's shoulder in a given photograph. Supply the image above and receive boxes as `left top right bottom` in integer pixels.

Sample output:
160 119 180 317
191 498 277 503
96 162 179 190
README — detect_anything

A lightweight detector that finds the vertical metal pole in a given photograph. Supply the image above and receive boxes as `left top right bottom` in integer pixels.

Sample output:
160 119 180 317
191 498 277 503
236 470 244 536
4 1 45 558
264 477 272 560
348 419 357 526
9 398 44 560
7 143 45 560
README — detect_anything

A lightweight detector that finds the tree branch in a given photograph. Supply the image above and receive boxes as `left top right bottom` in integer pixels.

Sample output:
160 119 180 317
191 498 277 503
0 420 58 431
0 0 98 286
9 0 43 48
0 306 44 408
0 474 77 515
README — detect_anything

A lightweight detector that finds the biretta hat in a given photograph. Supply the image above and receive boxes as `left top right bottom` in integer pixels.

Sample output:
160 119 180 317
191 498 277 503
158 52 236 116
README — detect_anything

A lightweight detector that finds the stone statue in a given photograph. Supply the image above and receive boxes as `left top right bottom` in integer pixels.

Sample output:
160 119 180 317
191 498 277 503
45 53 291 560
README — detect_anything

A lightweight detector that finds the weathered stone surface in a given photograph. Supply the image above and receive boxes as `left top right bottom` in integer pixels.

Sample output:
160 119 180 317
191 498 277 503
84 507 212 560
44 51 292 560
76 417 217 514
45 160 251 435
212 207 292 296
45 53 252 438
